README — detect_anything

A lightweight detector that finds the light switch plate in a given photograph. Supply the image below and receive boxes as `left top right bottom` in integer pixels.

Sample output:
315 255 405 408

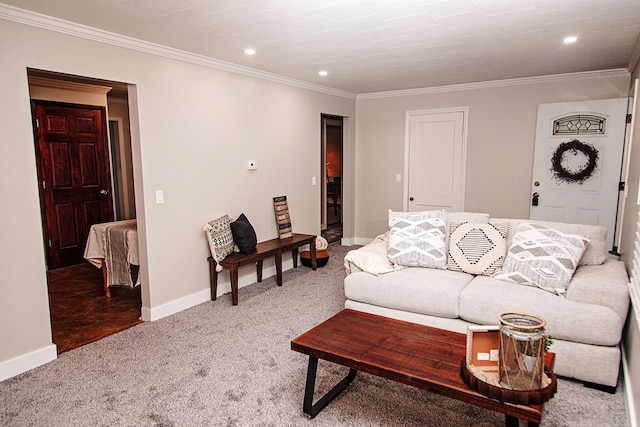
156 190 164 204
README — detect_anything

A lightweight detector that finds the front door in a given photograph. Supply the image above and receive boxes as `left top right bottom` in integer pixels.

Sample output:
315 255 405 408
33 100 114 269
405 108 467 212
530 98 629 251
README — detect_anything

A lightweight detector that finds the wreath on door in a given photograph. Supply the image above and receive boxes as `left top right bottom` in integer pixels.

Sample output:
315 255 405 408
550 139 599 184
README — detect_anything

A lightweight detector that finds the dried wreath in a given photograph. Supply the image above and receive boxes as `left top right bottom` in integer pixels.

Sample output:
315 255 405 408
550 139 599 184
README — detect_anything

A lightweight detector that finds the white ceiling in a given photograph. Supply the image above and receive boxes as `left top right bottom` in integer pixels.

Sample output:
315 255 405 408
4 0 640 94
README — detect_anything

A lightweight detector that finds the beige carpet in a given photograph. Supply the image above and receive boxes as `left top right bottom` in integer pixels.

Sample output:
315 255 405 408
0 245 629 426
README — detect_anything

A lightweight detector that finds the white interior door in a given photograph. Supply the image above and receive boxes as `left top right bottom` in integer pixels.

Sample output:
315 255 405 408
530 98 629 251
405 108 467 212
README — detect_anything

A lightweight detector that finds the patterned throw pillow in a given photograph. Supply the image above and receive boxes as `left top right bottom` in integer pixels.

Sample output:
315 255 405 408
203 215 235 272
387 209 448 269
447 222 509 276
494 223 589 295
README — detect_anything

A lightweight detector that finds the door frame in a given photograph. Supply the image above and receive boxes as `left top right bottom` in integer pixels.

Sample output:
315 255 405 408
321 114 344 231
403 107 468 211
32 99 114 269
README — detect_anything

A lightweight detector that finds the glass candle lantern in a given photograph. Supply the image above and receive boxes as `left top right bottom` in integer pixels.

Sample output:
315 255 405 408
498 312 547 391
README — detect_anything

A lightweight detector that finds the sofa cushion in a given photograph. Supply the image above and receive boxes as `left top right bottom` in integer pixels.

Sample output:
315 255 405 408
565 259 630 320
493 223 588 295
459 275 625 347
387 210 447 269
489 218 607 265
344 267 474 319
447 222 509 275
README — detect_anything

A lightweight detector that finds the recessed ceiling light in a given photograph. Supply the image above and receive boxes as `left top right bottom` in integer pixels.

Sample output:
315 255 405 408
244 48 256 55
563 36 578 44
319 70 328 77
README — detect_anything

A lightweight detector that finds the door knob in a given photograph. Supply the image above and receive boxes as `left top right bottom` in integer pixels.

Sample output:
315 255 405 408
409 197 414 201
532 192 539 206
100 189 109 195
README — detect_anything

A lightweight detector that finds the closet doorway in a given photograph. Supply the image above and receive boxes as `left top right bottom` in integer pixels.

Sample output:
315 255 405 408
321 114 343 244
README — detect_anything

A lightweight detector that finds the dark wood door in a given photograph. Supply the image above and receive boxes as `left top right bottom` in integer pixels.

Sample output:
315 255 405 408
33 101 114 269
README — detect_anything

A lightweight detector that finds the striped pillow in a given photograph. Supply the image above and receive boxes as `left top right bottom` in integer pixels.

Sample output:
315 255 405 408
447 222 509 275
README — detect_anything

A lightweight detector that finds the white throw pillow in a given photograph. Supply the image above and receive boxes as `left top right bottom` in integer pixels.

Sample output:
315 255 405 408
387 210 447 269
494 223 589 295
447 222 509 276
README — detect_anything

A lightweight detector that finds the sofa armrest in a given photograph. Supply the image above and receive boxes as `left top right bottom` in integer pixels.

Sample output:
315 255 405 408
565 259 630 320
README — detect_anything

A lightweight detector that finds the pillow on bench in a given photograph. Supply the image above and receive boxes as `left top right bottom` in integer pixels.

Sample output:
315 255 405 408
231 213 258 254
204 215 235 272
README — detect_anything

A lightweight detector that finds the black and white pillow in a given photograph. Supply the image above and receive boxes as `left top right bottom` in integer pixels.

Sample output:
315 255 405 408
204 215 235 272
447 222 509 276
387 209 448 269
494 223 589 295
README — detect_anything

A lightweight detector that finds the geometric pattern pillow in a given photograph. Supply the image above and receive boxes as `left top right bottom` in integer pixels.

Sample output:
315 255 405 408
447 222 509 276
203 215 235 272
493 223 589 295
387 210 447 269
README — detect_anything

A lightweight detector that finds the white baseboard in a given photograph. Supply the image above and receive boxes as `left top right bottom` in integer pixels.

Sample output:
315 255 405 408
622 344 638 427
140 264 283 321
141 287 211 321
0 344 57 382
341 236 373 246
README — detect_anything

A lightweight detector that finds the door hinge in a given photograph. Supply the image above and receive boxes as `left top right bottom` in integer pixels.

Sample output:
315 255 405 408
35 118 40 128
619 181 626 191
48 239 52 248
42 180 46 189
627 114 632 124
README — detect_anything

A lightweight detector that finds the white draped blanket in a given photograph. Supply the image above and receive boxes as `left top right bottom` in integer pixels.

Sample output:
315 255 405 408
84 219 139 288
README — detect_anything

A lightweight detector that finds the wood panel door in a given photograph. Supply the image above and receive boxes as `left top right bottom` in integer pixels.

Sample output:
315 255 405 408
33 101 114 269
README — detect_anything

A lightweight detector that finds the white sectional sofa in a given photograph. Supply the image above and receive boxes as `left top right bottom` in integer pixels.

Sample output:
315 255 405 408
344 211 630 388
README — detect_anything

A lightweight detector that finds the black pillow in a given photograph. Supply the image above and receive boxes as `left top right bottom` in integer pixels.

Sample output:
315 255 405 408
230 213 257 254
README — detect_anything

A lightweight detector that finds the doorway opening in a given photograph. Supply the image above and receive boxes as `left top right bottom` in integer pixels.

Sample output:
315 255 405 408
321 114 343 244
28 69 141 354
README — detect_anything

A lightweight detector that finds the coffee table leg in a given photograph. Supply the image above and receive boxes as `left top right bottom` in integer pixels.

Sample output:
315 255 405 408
303 356 357 418
506 415 536 427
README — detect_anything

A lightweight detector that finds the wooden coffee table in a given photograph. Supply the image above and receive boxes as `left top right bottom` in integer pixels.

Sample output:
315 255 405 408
291 309 554 426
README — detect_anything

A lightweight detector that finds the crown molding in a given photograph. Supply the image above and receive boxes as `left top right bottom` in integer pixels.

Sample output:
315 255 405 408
357 69 631 100
0 3 356 100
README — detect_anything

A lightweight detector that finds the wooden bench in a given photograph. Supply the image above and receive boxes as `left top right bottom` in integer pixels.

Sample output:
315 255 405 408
208 233 317 305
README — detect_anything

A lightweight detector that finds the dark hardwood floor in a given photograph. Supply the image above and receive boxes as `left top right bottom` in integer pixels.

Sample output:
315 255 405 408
47 262 142 354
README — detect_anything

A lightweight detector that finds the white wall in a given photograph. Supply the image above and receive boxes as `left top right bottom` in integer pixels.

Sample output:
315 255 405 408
0 17 355 380
354 74 630 239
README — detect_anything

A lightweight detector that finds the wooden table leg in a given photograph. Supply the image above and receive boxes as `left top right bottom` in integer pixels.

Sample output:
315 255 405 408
275 251 283 286
310 238 317 270
291 249 298 268
256 260 263 282
230 266 239 306
208 257 218 301
102 264 111 298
